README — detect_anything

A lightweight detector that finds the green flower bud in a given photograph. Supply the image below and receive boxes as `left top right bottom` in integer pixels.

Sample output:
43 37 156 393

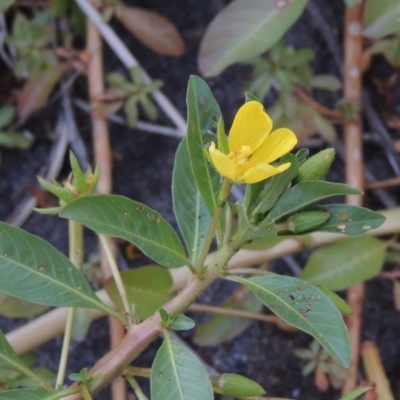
211 373 265 397
296 148 335 182
287 211 330 233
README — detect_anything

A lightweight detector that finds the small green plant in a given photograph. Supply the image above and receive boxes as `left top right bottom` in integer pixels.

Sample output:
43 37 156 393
0 105 33 165
5 11 57 80
104 67 162 127
0 77 385 399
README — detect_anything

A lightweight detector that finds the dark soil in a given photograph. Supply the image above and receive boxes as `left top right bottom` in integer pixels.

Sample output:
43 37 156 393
1 1 400 399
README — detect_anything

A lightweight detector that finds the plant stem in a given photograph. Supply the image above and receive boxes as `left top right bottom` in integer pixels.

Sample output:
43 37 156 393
124 367 151 378
5 207 400 358
341 1 365 394
81 384 93 400
361 341 394 400
125 375 149 400
11 362 54 391
86 18 127 400
196 178 232 274
188 303 290 328
56 308 76 388
61 226 249 399
56 219 83 388
224 268 271 276
99 234 133 326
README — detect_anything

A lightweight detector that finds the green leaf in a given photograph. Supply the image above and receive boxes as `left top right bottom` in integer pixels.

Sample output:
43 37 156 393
71 308 92 341
242 236 285 251
319 288 353 316
0 105 16 129
139 94 158 121
343 0 358 6
172 138 211 265
266 181 363 222
0 221 107 310
339 386 373 400
316 204 386 236
69 151 87 194
168 315 195 331
60 195 188 268
0 131 33 150
245 92 261 103
124 96 138 128
151 332 213 400
0 292 48 318
105 265 172 319
0 389 61 400
251 153 299 216
186 76 222 216
0 329 25 370
194 289 262 346
310 75 342 91
211 373 265 397
0 0 14 13
198 0 309 76
236 275 350 367
0 330 53 390
362 0 400 39
299 237 386 291
237 204 277 243
37 176 75 204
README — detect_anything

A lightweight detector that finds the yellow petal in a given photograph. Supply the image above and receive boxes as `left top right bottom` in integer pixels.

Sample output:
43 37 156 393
247 128 297 167
229 101 273 153
209 142 236 180
242 162 291 184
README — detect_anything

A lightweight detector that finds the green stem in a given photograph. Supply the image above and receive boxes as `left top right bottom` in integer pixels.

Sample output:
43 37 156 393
56 220 83 388
224 268 272 276
196 178 232 274
124 366 151 378
125 374 149 400
51 387 82 399
56 308 76 388
80 384 93 400
10 362 54 391
222 203 233 245
99 234 133 326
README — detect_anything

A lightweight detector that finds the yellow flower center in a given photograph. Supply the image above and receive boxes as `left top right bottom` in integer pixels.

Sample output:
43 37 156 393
228 145 253 179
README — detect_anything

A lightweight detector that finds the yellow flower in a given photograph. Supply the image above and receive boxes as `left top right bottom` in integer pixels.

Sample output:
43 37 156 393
209 101 298 184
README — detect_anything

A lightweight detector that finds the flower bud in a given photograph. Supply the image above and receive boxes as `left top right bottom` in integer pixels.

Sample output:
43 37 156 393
210 373 265 397
297 148 335 182
287 211 330 233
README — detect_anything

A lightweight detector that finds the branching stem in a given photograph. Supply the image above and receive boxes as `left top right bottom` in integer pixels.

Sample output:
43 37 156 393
125 375 149 400
80 384 93 400
99 234 133 326
56 219 83 388
196 178 232 275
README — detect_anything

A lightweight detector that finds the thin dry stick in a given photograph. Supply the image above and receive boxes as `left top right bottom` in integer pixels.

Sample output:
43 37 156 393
188 303 293 330
75 0 186 135
342 2 366 395
366 176 400 190
292 85 343 120
361 341 395 400
86 21 127 400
